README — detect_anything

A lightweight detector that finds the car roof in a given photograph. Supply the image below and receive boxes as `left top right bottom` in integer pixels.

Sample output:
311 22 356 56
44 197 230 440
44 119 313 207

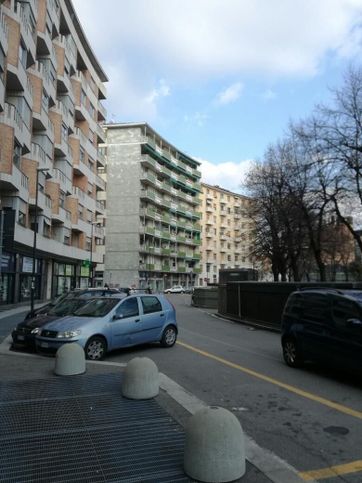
291 288 362 303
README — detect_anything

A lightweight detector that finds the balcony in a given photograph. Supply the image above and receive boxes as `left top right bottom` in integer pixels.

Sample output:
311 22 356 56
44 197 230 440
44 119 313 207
52 168 72 195
29 190 52 219
0 163 28 200
97 149 106 167
0 13 8 54
95 123 106 143
97 101 106 121
51 206 71 228
71 186 96 212
95 174 106 191
29 143 53 171
0 103 23 146
18 4 36 64
95 200 105 215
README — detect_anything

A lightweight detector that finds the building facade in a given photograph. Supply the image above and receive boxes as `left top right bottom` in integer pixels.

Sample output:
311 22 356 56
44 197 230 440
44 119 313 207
101 123 202 292
199 183 254 285
0 0 107 305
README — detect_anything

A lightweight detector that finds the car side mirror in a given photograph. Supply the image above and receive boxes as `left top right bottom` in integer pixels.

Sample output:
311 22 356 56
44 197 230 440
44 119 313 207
113 314 123 320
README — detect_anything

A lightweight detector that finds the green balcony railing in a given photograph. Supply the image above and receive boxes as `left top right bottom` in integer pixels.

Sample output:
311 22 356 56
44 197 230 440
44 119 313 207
161 231 170 240
145 227 155 236
161 248 171 255
178 266 186 272
162 265 170 272
178 251 186 258
146 264 155 271
193 267 201 274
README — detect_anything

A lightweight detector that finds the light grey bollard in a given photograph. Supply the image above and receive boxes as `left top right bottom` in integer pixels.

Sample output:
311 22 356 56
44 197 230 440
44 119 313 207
184 406 245 482
54 343 86 376
121 357 159 399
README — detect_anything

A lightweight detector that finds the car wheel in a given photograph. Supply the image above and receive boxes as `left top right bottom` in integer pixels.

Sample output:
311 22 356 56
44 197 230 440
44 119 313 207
85 336 107 360
282 337 303 368
181 291 184 294
160 325 177 347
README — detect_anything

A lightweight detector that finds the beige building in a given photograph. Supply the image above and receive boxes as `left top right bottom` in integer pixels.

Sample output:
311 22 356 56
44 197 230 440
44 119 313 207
199 183 254 285
0 0 107 305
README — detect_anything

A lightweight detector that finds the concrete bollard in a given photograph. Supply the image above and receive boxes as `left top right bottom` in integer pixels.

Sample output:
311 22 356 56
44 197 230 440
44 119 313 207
121 357 159 400
184 406 245 482
54 343 86 376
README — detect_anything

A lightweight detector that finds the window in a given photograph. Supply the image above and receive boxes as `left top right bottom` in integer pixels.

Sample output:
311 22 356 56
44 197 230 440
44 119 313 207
80 89 87 106
42 89 49 111
89 129 94 143
332 296 362 329
116 298 139 318
18 41 27 68
141 296 162 314
86 237 91 250
61 123 68 141
80 147 85 163
13 141 22 167
18 211 26 226
0 46 5 80
59 190 65 208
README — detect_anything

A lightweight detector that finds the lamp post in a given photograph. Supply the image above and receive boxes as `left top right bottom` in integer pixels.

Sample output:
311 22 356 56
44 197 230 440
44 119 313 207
89 221 99 288
30 167 49 317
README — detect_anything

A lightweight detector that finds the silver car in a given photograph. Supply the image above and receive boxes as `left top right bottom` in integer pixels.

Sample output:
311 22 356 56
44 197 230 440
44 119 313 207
35 295 177 360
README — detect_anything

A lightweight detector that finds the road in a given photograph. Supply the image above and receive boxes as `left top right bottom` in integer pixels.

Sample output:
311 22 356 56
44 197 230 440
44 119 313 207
1 295 362 482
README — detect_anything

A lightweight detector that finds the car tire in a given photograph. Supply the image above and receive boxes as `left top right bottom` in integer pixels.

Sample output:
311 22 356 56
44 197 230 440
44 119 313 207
84 336 107 360
160 325 177 347
282 337 303 368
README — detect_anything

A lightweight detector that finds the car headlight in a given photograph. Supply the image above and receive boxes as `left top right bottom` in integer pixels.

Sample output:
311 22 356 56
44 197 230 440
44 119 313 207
31 327 41 334
56 330 81 339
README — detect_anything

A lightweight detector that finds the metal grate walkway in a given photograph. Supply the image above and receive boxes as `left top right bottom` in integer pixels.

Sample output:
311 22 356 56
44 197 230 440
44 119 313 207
0 373 190 482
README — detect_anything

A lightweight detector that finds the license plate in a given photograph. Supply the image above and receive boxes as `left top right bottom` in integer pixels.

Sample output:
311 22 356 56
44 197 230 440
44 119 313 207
40 342 49 348
17 335 25 341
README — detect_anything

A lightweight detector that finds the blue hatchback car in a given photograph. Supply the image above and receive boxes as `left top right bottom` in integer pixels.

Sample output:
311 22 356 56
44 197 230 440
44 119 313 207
35 294 177 360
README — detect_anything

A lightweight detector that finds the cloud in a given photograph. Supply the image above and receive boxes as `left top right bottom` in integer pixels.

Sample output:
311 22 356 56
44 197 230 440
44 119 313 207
144 79 171 104
215 82 243 105
184 112 209 127
73 0 362 120
261 89 277 101
197 158 253 193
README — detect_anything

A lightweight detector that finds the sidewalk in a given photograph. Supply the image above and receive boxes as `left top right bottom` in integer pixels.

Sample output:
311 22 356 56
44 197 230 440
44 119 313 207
0 306 309 483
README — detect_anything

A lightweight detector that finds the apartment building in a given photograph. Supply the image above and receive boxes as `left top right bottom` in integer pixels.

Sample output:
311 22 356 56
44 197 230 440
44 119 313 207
199 183 254 285
0 0 107 305
100 122 201 292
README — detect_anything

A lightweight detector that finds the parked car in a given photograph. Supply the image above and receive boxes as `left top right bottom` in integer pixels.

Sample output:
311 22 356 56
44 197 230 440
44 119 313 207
24 287 124 320
164 285 185 294
35 294 178 360
12 297 92 350
281 289 362 371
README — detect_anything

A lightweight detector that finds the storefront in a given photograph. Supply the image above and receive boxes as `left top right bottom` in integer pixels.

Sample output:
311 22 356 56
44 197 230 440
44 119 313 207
52 262 76 298
19 256 42 302
0 252 15 305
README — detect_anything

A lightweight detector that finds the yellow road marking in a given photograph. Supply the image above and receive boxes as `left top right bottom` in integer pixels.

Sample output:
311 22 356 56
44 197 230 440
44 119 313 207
299 460 362 481
177 341 362 420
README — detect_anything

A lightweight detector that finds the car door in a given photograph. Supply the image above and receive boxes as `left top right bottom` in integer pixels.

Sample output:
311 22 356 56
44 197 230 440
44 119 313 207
110 297 142 349
331 295 362 369
139 296 166 342
298 292 332 360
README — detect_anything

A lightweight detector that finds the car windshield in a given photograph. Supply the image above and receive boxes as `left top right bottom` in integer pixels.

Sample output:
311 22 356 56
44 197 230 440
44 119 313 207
47 298 88 316
73 298 120 317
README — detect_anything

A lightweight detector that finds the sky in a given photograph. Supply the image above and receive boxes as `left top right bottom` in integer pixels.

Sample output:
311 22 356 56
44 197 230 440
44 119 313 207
73 0 362 193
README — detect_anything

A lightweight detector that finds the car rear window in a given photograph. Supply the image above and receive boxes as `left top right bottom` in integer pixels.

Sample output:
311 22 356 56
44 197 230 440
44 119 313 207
141 296 162 314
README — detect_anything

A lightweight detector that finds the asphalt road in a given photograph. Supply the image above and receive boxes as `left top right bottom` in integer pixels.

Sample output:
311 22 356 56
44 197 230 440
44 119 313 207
1 296 362 482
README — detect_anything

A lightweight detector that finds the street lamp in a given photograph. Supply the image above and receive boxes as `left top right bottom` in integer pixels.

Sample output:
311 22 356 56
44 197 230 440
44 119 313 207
30 167 49 317
89 221 99 288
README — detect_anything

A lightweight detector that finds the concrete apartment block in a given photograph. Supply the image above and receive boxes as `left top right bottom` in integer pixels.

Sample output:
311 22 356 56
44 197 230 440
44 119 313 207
199 183 255 285
0 0 107 305
99 123 202 292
